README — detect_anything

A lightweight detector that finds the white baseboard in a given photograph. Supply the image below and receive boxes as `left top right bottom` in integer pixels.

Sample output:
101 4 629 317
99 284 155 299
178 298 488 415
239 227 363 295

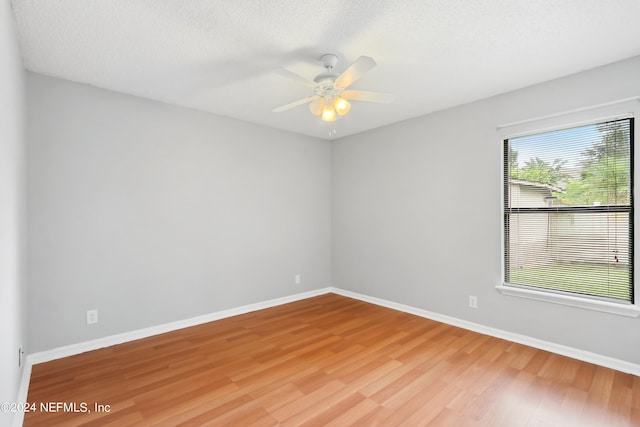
16 288 332 426
27 287 332 366
12 362 31 427
18 285 639 426
330 287 640 377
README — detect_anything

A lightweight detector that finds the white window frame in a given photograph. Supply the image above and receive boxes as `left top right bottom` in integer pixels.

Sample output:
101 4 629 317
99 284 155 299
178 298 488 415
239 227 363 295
497 97 640 317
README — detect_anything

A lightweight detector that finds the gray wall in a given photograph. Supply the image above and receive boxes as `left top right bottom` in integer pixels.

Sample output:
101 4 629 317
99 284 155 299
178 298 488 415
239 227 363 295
27 73 331 353
0 2 26 426
332 56 640 364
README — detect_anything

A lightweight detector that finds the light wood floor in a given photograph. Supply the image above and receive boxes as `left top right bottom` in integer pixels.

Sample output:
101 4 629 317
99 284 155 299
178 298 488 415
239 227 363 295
25 293 640 426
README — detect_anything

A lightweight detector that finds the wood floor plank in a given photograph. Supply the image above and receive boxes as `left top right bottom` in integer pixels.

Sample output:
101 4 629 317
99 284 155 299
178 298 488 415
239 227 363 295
323 397 379 426
24 294 640 426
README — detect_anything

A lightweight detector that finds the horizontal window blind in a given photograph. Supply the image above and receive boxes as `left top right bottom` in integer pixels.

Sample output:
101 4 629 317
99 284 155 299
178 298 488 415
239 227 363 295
504 118 633 302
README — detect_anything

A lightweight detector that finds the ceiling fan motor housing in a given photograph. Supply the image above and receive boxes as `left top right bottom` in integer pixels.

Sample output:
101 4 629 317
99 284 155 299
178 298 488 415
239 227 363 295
313 53 339 90
313 72 339 85
314 53 340 89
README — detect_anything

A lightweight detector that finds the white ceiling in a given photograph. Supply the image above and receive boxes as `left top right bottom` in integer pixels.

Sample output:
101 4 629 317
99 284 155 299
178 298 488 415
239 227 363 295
10 0 640 140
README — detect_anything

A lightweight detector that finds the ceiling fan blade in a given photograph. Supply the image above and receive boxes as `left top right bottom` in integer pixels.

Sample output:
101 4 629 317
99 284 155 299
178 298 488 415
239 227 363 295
309 98 324 116
342 90 395 103
272 96 318 113
334 56 376 89
274 68 316 88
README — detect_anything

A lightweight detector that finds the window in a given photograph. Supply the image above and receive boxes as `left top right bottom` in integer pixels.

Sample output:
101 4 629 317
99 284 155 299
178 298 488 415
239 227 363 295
503 118 634 304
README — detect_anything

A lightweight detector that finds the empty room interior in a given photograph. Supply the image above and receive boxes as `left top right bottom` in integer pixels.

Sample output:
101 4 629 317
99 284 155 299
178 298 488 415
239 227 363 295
2 1 640 426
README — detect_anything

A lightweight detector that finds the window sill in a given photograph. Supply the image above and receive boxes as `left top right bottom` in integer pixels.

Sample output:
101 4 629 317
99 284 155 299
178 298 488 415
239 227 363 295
496 284 640 317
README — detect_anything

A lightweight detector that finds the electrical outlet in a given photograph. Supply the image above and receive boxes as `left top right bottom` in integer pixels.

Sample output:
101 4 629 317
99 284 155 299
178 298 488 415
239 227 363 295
295 274 301 285
469 296 478 309
86 309 98 325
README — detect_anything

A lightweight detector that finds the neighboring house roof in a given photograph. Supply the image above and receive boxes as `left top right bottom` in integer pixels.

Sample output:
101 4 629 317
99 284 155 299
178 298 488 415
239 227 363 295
510 178 565 194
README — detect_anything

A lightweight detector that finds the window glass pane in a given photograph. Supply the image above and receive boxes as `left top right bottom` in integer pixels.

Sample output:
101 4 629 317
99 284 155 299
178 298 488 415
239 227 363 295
504 118 633 302
508 120 631 208
507 211 630 300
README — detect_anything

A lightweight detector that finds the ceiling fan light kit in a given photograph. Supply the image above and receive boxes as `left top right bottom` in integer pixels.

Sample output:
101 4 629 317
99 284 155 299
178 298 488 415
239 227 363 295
273 53 393 123
322 105 337 122
334 97 351 115
313 95 350 123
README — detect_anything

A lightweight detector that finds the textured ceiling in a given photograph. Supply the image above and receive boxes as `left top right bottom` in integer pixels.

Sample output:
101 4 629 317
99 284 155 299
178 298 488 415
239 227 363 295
10 0 640 140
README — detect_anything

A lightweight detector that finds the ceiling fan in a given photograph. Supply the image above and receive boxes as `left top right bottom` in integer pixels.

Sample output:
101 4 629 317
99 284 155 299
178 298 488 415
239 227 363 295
272 54 394 122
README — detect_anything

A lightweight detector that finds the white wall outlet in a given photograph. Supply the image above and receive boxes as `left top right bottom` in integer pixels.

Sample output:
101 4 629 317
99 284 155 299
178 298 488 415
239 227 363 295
295 274 301 285
469 296 478 309
86 309 98 325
